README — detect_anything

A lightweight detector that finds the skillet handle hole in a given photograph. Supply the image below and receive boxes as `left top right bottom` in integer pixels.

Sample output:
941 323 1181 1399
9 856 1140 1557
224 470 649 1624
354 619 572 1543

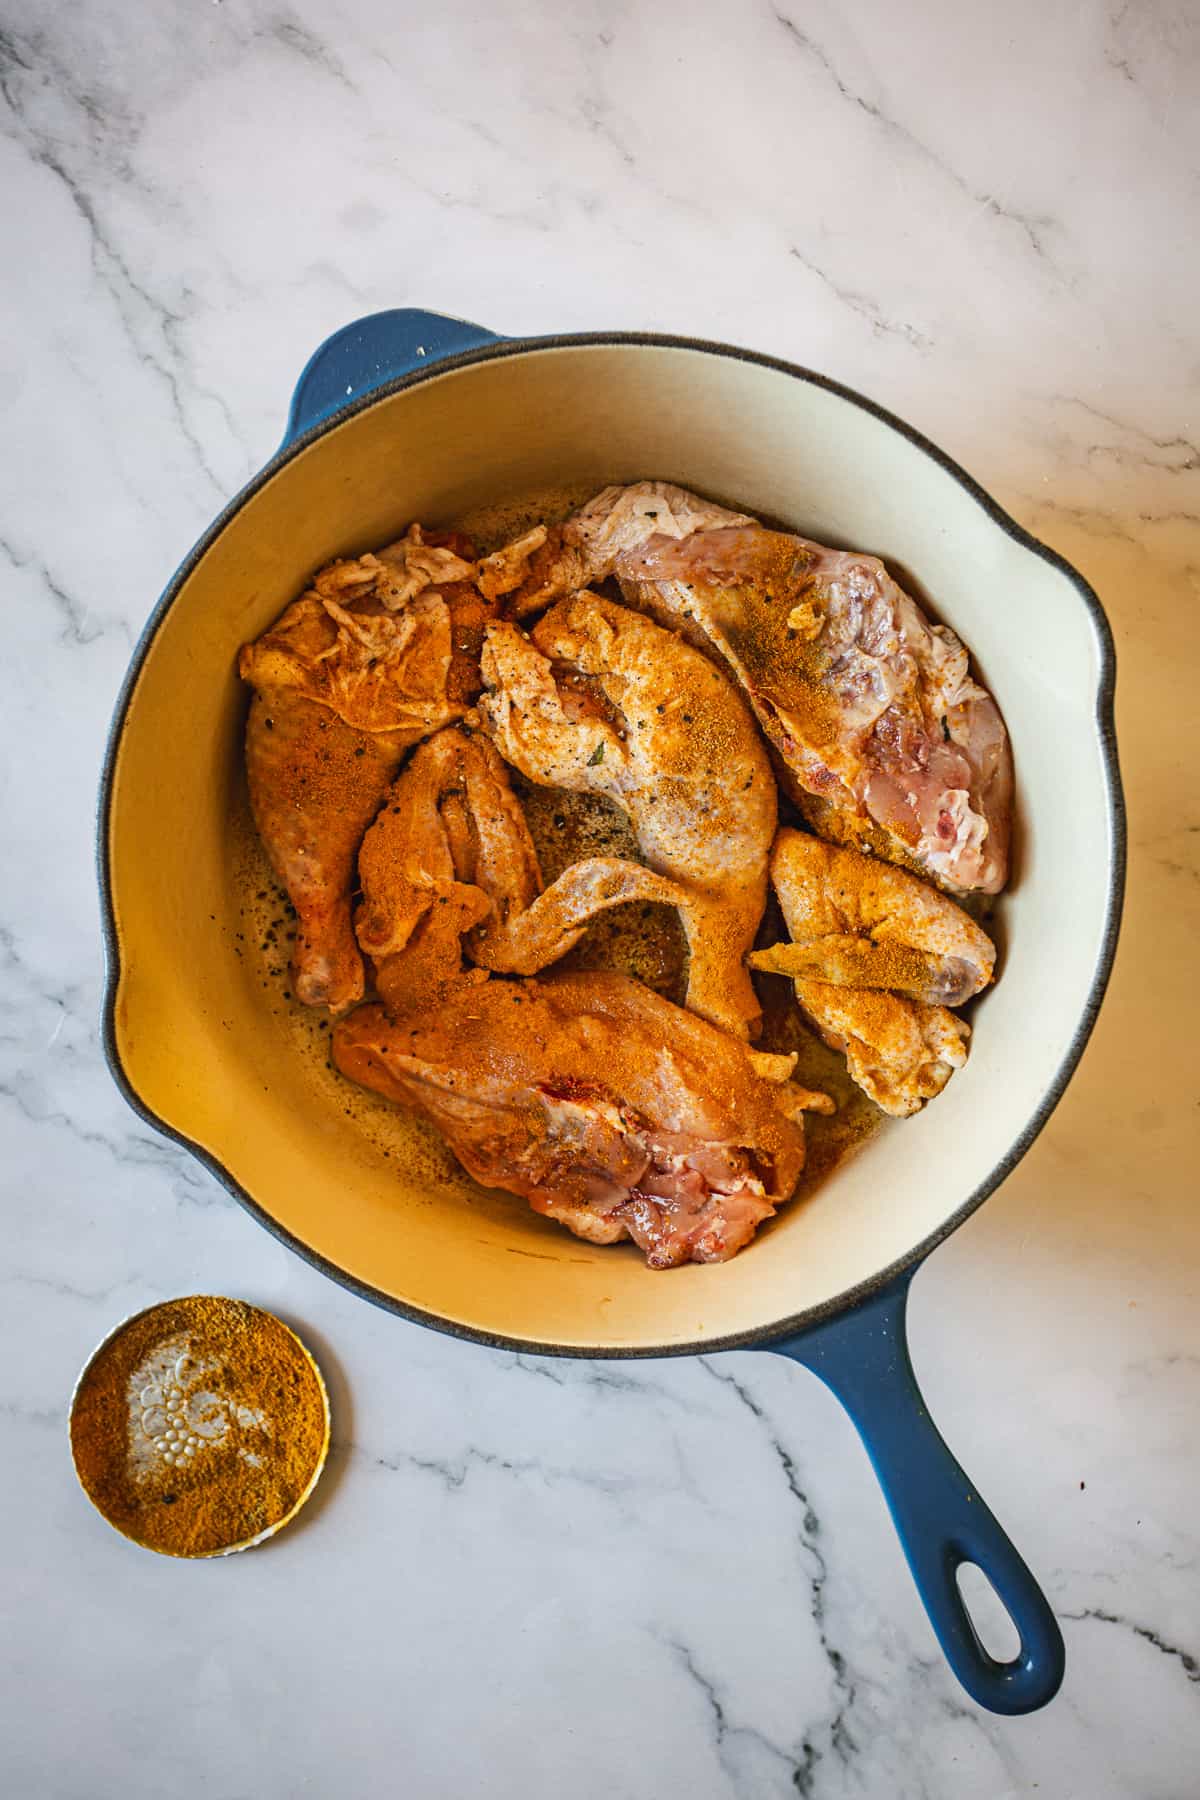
956 1560 1022 1663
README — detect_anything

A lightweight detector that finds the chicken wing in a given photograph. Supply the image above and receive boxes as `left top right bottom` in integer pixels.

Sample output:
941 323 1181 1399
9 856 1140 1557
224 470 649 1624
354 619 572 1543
479 592 776 1038
239 529 493 1011
780 980 969 1118
749 830 995 1006
333 971 832 1268
355 724 687 1014
752 829 989 1115
485 483 1012 896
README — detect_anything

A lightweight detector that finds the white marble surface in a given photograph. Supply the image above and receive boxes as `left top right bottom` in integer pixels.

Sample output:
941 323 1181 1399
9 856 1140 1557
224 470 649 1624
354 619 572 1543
2 0 1198 1794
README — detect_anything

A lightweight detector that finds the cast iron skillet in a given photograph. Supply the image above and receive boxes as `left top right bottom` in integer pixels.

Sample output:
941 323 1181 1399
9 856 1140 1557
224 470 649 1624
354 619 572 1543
99 310 1126 1714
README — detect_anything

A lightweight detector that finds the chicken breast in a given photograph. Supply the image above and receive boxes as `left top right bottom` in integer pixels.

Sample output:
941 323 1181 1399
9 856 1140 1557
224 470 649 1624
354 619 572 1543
239 529 492 1011
479 592 776 1038
333 971 832 1268
485 483 1013 896
356 725 686 1015
753 829 987 1116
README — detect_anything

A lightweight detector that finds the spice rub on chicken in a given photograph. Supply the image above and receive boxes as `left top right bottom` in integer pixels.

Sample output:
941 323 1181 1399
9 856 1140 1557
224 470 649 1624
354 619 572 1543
479 592 776 1040
751 829 995 1116
335 971 832 1268
484 482 1012 897
238 527 493 1013
239 479 1016 1268
355 725 688 1017
337 723 828 1266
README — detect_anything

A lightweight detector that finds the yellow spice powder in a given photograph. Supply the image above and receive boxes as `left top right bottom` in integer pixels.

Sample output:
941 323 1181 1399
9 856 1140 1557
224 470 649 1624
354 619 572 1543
70 1296 329 1558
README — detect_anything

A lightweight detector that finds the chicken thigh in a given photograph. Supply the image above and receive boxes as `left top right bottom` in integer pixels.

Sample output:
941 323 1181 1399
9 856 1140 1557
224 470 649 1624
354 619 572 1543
484 483 1012 896
479 592 776 1038
239 528 492 1011
753 829 991 1115
334 971 832 1268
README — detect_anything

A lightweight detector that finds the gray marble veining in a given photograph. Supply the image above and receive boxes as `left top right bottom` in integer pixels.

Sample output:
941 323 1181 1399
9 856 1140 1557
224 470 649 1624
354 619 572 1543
1 1 1198 1795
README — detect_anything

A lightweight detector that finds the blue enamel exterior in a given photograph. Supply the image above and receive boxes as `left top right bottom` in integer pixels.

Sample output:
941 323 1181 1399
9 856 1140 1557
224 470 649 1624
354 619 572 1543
284 308 501 442
761 1274 1065 1712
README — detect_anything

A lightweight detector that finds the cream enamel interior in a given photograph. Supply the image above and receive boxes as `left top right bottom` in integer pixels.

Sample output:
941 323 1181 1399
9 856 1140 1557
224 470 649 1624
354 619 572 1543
106 343 1114 1351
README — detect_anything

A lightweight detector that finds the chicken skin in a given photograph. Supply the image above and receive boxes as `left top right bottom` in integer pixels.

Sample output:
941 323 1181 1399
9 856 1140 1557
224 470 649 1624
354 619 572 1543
484 483 1012 897
239 528 493 1011
334 971 832 1268
749 830 995 1006
475 486 734 613
752 829 992 1115
479 593 776 1039
355 725 687 1016
343 725 824 1266
241 487 1014 1262
242 693 419 1013
777 981 970 1119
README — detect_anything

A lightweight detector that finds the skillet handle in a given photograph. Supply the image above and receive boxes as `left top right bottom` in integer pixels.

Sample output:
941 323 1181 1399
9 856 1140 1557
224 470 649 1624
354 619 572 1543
758 1270 1064 1714
283 308 501 444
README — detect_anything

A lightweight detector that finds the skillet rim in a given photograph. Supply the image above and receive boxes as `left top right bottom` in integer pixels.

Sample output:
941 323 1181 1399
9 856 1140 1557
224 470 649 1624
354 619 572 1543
96 330 1127 1357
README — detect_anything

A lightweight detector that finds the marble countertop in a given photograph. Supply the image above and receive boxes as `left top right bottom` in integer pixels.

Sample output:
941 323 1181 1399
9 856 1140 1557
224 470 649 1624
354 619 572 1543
2 1 1198 1794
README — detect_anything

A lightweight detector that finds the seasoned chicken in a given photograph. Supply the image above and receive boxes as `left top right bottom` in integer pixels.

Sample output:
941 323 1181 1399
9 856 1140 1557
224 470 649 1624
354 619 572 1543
333 971 832 1268
780 980 969 1118
239 528 493 1011
241 694 417 1013
486 483 1012 896
356 725 687 1015
341 719 831 1268
477 485 735 614
749 830 995 1006
479 593 776 1039
752 829 989 1115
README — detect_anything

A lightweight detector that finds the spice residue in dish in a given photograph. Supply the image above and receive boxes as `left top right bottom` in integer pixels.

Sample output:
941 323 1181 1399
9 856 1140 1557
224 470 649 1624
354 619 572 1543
70 1297 329 1557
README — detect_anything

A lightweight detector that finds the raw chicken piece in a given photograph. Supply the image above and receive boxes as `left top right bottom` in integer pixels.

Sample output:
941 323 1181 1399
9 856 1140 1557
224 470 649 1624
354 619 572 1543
749 829 995 1006
487 483 1012 896
333 971 832 1268
479 592 776 1038
782 980 969 1118
355 725 687 1015
239 529 492 1011
245 527 485 728
242 694 416 1013
753 829 985 1116
477 486 735 614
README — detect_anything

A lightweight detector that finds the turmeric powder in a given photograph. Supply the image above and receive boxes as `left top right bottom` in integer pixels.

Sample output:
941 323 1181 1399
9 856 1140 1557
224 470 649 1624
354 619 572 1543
70 1296 329 1558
